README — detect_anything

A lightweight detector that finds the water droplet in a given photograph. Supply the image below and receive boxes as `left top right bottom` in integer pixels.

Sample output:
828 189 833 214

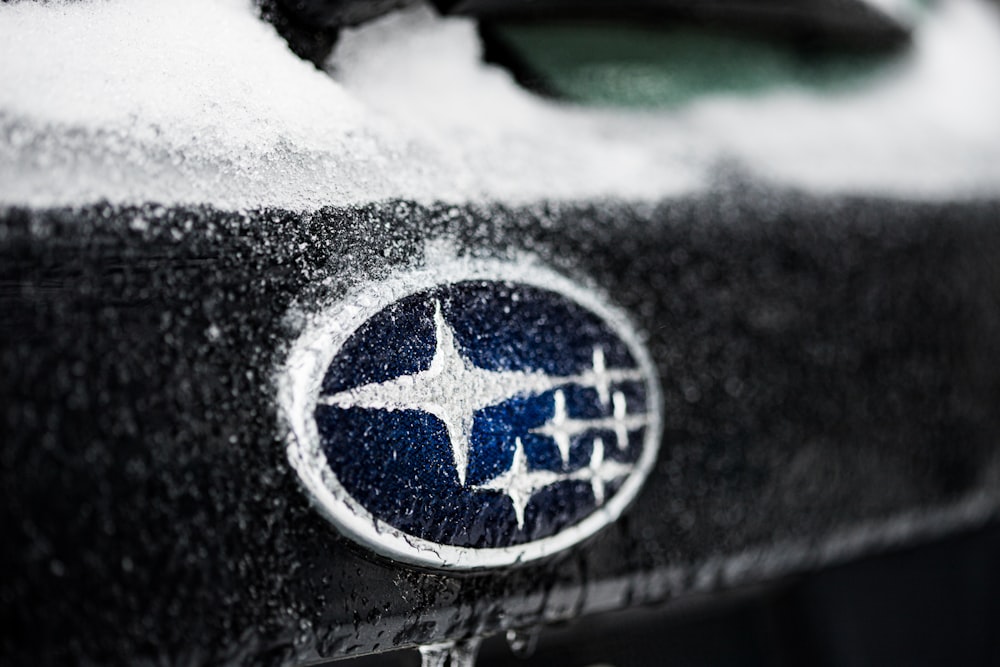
505 627 540 658
418 642 452 667
449 637 481 667
417 637 482 667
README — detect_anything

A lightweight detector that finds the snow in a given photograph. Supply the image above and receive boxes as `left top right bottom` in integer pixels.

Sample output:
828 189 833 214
1 0 999 210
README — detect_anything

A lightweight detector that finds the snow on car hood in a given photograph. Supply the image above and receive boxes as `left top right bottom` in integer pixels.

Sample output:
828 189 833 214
1 0 999 210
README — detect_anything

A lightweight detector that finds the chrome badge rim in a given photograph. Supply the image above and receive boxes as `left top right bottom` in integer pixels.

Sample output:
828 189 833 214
278 257 663 569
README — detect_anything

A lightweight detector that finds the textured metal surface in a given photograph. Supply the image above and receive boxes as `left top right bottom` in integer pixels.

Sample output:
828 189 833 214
3 187 1000 665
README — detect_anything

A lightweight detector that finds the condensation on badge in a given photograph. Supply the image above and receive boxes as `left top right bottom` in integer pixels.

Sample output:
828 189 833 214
278 255 663 569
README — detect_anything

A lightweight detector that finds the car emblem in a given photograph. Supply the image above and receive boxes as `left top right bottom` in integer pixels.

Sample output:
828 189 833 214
279 257 662 569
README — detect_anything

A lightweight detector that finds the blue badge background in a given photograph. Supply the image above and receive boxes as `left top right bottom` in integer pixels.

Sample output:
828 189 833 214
316 281 648 549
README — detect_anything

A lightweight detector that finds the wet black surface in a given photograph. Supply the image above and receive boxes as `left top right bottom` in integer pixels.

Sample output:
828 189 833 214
472 521 1000 667
2 186 1000 665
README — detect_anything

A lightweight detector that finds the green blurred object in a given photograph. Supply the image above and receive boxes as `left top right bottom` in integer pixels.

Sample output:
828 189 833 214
484 20 912 108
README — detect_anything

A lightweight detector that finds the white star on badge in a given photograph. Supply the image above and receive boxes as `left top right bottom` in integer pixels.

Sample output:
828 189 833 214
320 300 569 484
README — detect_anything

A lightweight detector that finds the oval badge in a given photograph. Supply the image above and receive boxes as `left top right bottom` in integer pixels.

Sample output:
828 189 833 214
279 258 662 569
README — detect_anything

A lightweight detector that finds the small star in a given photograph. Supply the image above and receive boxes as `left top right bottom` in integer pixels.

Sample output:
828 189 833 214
572 437 633 505
474 438 560 529
579 346 644 409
